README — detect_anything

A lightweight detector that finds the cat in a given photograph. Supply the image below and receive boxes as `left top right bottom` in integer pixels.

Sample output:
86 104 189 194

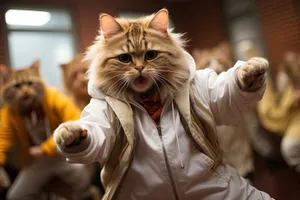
0 61 90 199
0 64 10 107
54 9 273 200
61 54 91 110
2 61 45 115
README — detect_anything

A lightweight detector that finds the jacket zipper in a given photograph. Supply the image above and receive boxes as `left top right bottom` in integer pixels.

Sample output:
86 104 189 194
132 99 180 199
157 126 180 200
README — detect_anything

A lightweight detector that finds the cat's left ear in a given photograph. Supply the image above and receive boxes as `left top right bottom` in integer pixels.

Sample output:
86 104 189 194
30 60 40 73
149 9 169 33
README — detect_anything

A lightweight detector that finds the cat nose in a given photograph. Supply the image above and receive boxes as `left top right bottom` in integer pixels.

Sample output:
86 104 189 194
135 66 144 72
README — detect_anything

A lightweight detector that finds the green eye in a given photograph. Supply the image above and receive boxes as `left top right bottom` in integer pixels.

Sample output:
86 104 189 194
119 54 132 63
145 50 158 60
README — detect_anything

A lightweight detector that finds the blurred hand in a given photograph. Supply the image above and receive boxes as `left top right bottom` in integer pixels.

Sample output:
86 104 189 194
29 146 46 158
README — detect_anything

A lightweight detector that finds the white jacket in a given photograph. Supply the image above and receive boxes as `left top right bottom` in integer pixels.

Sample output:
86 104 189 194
57 53 273 200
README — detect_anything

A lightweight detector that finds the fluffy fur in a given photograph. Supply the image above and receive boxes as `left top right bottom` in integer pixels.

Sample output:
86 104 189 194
61 54 90 109
1 61 45 114
86 9 190 102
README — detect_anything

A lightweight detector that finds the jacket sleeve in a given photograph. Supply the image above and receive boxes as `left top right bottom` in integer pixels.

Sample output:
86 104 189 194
194 61 266 126
0 109 14 166
41 89 81 156
56 98 116 165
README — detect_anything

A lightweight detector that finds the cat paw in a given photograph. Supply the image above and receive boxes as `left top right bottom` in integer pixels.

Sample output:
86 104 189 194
237 57 269 91
54 122 87 148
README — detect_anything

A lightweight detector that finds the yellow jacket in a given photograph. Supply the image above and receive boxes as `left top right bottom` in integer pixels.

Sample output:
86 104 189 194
257 76 299 134
0 88 81 167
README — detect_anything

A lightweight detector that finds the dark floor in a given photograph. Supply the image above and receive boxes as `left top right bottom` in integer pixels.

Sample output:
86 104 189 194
252 152 300 200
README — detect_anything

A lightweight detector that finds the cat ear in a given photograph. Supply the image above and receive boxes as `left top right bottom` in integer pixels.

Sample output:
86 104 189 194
0 64 9 76
99 14 123 39
60 63 68 70
149 9 169 33
30 60 40 73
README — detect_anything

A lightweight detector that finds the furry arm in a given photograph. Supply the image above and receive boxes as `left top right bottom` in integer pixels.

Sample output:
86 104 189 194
55 98 116 165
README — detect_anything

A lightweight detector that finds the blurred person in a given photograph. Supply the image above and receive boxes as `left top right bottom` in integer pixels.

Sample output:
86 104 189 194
60 54 103 200
192 42 233 73
258 51 300 171
61 54 91 110
0 61 90 200
0 65 10 107
54 9 273 200
0 64 17 199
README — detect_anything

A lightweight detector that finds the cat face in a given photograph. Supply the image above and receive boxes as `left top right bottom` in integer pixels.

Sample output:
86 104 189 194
61 54 89 97
86 9 190 100
2 61 45 112
192 42 233 74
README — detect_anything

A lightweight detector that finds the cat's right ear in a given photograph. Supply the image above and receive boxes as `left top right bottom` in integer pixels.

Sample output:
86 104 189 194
0 64 10 76
99 13 123 39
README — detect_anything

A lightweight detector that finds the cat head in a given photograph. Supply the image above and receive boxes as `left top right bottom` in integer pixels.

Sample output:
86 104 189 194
192 42 233 74
86 9 190 101
1 60 46 112
61 54 89 98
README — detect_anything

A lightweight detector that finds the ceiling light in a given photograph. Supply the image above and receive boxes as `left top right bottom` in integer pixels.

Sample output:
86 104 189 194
5 9 51 26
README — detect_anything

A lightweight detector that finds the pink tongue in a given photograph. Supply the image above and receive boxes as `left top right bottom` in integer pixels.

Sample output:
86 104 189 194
134 76 148 86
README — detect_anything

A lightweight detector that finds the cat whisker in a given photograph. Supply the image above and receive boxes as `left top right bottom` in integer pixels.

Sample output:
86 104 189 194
105 78 124 95
149 75 160 93
116 78 130 99
156 75 177 89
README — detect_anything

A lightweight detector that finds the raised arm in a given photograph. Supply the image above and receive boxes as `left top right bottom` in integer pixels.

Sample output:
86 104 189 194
54 98 116 165
194 57 269 126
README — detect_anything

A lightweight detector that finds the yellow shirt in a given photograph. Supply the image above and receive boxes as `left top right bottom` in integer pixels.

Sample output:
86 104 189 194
0 88 81 167
258 77 299 134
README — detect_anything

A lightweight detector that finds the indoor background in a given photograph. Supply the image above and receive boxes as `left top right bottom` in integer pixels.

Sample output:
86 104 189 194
0 0 300 199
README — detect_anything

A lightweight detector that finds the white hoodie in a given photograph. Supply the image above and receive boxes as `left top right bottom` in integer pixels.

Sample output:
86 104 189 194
57 53 273 200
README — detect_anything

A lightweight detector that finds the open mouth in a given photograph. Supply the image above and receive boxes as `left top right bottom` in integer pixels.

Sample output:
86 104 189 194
133 76 149 88
22 95 31 101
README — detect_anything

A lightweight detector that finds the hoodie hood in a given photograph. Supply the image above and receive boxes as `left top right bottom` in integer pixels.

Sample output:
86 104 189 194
87 51 197 99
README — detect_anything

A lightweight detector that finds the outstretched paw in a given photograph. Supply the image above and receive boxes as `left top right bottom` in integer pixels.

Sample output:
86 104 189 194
238 57 269 91
54 121 87 148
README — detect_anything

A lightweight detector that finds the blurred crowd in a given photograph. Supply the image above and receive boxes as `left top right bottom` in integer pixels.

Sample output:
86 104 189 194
0 36 300 200
192 42 300 181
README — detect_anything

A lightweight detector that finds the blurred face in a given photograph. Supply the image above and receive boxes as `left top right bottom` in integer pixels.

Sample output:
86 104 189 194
70 67 88 95
62 60 89 97
2 63 45 112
